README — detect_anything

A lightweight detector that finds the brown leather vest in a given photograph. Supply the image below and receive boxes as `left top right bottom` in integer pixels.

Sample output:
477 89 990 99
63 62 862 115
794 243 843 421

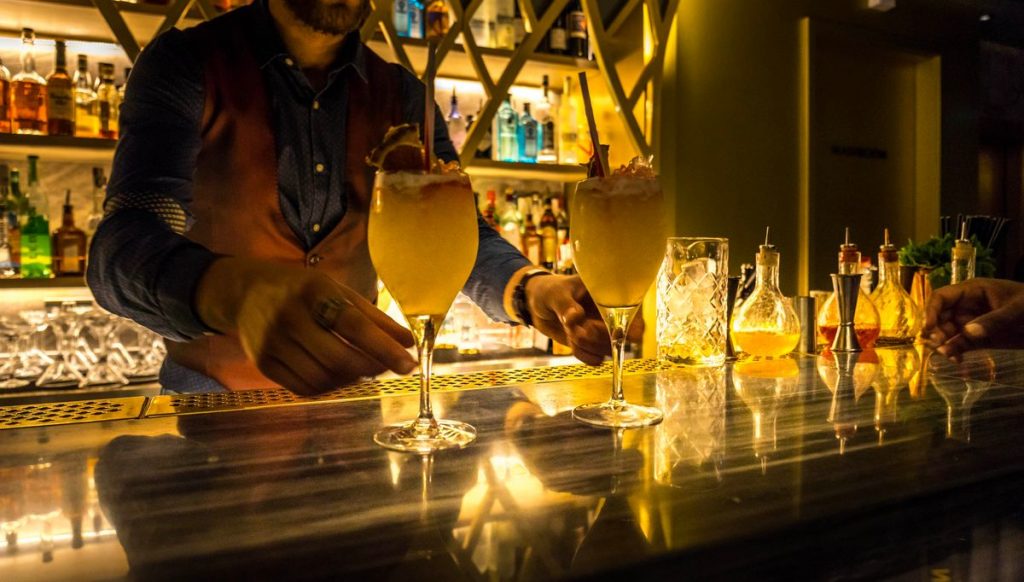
165 16 403 390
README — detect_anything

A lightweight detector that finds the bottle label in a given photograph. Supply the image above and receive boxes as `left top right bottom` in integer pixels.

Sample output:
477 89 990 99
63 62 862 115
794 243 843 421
0 80 10 120
48 84 75 121
523 124 538 156
62 244 81 272
100 102 112 131
409 7 423 38
569 12 587 39
549 29 567 51
543 120 556 149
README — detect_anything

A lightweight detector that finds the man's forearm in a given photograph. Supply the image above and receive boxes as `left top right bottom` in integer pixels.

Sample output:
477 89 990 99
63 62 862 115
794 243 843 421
463 215 533 323
87 208 219 342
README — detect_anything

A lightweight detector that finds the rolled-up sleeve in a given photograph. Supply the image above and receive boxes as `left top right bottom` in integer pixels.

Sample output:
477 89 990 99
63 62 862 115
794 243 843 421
86 29 218 342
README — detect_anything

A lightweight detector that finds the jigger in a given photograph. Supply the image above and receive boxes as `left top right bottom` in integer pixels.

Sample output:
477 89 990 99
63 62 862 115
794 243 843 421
830 273 862 353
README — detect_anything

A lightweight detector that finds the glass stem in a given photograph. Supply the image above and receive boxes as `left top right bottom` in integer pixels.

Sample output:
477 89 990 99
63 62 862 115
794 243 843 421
603 306 639 405
411 315 437 423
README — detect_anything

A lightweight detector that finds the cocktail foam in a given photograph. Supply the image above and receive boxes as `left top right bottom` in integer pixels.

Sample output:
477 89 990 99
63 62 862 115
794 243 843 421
576 174 661 198
377 170 472 193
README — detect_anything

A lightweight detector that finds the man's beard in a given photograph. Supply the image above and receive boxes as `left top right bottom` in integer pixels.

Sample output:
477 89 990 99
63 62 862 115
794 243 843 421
282 0 371 35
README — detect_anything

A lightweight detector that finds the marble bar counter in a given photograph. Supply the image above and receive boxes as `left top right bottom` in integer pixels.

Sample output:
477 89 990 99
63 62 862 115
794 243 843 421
2 348 1024 581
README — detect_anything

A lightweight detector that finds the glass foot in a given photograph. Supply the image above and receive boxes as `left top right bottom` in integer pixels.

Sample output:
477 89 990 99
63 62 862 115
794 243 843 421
374 418 477 454
573 401 664 429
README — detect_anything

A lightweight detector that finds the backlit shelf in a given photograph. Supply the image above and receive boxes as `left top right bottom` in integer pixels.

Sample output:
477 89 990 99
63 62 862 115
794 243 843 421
0 133 116 163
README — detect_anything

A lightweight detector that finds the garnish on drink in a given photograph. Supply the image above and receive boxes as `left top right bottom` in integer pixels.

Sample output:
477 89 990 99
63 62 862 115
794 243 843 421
367 119 479 453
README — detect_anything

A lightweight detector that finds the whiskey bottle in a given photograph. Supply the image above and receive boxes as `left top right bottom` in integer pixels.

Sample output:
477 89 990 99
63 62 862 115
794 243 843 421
21 155 53 279
72 55 98 137
567 0 588 58
0 57 11 133
540 200 558 270
11 29 47 135
536 76 558 163
522 213 542 265
52 190 87 277
96 63 120 139
46 40 75 137
546 11 568 55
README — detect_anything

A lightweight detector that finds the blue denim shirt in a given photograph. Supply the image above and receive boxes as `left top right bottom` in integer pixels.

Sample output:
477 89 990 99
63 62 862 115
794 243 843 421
87 0 530 343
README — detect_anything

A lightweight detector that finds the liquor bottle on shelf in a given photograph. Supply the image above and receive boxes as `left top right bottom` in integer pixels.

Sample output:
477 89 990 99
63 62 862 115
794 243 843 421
474 100 492 159
546 10 568 55
0 201 14 278
469 12 490 47
730 229 801 359
522 213 541 265
567 0 588 58
96 63 120 139
536 76 558 163
817 228 881 349
0 57 11 133
497 96 519 162
446 88 467 152
86 167 107 235
12 29 48 135
73 55 98 138
52 190 87 277
870 228 922 346
408 0 424 38
498 192 521 249
21 156 53 279
6 167 23 274
558 76 579 164
119 67 132 102
482 190 498 229
517 103 539 163
513 0 526 47
950 222 976 285
494 0 515 49
46 40 75 137
394 0 410 37
425 0 449 39
553 196 573 273
540 199 558 270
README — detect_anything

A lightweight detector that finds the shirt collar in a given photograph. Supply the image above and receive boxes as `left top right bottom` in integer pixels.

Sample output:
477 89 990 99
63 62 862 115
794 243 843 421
247 0 368 83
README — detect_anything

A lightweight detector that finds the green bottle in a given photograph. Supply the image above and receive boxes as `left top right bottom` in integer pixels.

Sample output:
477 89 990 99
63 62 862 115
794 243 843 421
21 155 52 279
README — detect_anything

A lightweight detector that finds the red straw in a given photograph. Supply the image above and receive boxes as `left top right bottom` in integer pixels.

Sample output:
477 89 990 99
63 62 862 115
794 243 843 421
577 72 609 177
423 41 438 172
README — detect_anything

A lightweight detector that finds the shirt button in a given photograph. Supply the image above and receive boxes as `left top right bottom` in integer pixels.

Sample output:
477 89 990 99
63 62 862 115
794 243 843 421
307 254 322 266
284 57 295 67
315 163 325 174
312 100 320 110
312 223 321 233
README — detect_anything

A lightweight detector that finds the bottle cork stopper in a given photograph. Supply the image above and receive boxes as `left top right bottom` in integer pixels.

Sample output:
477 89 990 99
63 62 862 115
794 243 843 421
879 228 898 263
952 222 974 261
838 227 861 268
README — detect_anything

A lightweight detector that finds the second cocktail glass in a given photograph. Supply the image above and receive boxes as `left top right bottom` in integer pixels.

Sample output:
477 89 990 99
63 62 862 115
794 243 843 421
570 171 666 428
368 170 480 453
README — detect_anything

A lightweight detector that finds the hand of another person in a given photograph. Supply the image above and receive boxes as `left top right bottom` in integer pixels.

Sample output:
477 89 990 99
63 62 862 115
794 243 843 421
524 274 643 366
922 278 1024 362
196 257 416 395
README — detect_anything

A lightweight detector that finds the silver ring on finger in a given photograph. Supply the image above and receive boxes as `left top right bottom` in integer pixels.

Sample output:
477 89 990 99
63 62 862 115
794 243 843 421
313 296 354 331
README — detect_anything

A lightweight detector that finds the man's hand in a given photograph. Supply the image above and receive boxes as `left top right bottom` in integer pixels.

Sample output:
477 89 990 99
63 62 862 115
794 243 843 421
523 274 643 366
922 278 1024 362
196 257 416 395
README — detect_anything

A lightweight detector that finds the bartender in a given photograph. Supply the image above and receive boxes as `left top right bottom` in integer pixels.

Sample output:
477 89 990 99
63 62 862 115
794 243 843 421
87 0 622 395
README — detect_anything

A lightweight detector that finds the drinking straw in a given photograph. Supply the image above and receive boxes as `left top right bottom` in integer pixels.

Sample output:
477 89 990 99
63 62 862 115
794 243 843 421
577 72 609 178
423 41 438 172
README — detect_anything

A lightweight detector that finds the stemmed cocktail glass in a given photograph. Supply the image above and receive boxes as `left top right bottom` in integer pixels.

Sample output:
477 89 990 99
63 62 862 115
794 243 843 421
570 171 666 428
368 170 480 453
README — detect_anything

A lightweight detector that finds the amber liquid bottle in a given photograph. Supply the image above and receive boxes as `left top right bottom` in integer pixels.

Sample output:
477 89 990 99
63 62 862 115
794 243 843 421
11 28 47 135
46 41 75 136
522 213 541 265
96 63 120 139
0 57 12 133
52 190 87 277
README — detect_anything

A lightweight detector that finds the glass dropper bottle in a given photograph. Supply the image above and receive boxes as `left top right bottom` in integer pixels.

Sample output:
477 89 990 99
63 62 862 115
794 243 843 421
817 228 881 350
870 228 922 346
950 222 976 285
729 227 801 359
